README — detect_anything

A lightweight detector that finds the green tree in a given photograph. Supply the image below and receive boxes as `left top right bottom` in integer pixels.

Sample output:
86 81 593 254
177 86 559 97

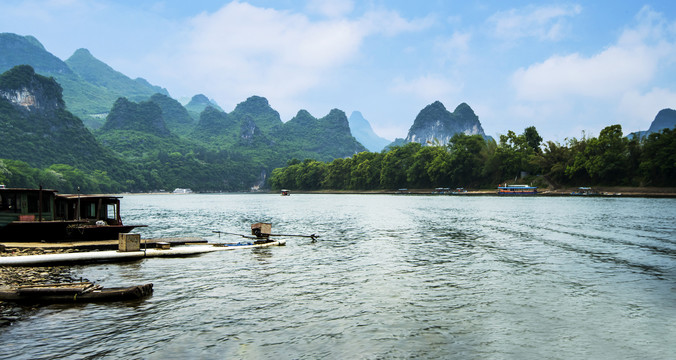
296 159 326 190
349 152 381 190
426 147 452 187
322 158 352 189
524 126 543 153
407 146 436 188
639 127 676 186
447 134 487 186
380 142 421 189
538 141 572 187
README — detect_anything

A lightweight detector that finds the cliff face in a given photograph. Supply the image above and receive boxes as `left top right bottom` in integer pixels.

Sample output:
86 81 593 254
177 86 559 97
405 101 485 145
0 65 65 113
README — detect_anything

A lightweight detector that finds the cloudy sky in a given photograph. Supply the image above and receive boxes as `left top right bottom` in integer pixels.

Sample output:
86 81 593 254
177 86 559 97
1 0 675 142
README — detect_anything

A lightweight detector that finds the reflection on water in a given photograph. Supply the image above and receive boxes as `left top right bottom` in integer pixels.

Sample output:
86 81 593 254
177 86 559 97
2 194 675 359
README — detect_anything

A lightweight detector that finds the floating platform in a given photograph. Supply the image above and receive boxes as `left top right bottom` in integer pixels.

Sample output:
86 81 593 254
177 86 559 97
0 240 286 266
0 237 207 251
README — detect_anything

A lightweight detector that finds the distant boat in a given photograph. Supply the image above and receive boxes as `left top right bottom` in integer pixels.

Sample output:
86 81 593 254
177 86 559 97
571 187 598 196
173 188 193 194
497 184 537 195
281 189 290 196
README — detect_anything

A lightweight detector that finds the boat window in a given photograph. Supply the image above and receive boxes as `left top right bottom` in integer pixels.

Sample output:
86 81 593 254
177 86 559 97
0 193 17 212
107 204 117 220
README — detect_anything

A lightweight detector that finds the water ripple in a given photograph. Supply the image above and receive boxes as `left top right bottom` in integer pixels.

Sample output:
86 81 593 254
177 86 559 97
1 194 675 359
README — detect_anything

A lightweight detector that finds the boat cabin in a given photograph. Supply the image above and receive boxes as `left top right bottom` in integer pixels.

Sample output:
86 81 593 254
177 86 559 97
0 187 58 226
56 194 124 226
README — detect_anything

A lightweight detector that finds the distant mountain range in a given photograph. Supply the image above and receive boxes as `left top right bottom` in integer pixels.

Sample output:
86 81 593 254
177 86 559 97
1 31 672 191
0 62 366 191
0 32 492 151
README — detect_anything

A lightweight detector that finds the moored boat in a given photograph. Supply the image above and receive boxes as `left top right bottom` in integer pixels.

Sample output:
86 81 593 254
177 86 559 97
0 187 145 242
571 187 598 196
497 184 538 195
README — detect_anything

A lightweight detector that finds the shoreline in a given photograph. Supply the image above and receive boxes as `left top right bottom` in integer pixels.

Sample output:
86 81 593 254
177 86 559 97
0 248 89 326
103 186 676 198
273 186 676 198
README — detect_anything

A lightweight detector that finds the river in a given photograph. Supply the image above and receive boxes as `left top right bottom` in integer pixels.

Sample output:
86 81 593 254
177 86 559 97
2 194 675 359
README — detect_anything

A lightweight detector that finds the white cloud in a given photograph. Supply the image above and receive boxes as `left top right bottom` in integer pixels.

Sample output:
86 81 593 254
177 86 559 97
512 46 657 100
436 31 471 65
390 75 462 101
153 1 430 116
488 4 582 42
359 9 434 36
506 6 676 141
306 0 353 18
512 6 676 101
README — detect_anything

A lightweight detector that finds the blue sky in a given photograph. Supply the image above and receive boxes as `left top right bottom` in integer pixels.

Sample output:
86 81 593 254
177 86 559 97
1 0 675 142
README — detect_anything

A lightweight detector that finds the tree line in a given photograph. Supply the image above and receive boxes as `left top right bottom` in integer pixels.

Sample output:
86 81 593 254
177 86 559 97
2 124 674 193
269 125 676 191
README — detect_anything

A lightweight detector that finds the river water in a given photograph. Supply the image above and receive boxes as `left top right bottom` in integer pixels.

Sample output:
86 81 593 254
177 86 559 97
1 194 675 359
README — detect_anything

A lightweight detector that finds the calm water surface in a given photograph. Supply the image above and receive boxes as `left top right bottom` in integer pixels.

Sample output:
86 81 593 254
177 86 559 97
2 194 675 359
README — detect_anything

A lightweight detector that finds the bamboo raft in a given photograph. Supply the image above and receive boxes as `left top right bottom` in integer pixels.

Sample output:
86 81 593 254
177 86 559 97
0 282 153 303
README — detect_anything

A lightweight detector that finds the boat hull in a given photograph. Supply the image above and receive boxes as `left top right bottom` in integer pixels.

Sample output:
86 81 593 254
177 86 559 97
0 222 141 242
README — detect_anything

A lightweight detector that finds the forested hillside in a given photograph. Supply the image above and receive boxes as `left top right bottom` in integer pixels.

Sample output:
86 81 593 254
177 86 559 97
0 65 137 193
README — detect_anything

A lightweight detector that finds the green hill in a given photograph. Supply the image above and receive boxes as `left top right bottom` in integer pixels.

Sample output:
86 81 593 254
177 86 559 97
228 96 283 134
0 33 73 76
0 65 134 192
279 108 367 161
100 97 172 137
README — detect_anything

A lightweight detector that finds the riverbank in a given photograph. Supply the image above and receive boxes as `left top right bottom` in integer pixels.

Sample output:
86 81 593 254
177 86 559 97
0 248 87 326
281 186 676 197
